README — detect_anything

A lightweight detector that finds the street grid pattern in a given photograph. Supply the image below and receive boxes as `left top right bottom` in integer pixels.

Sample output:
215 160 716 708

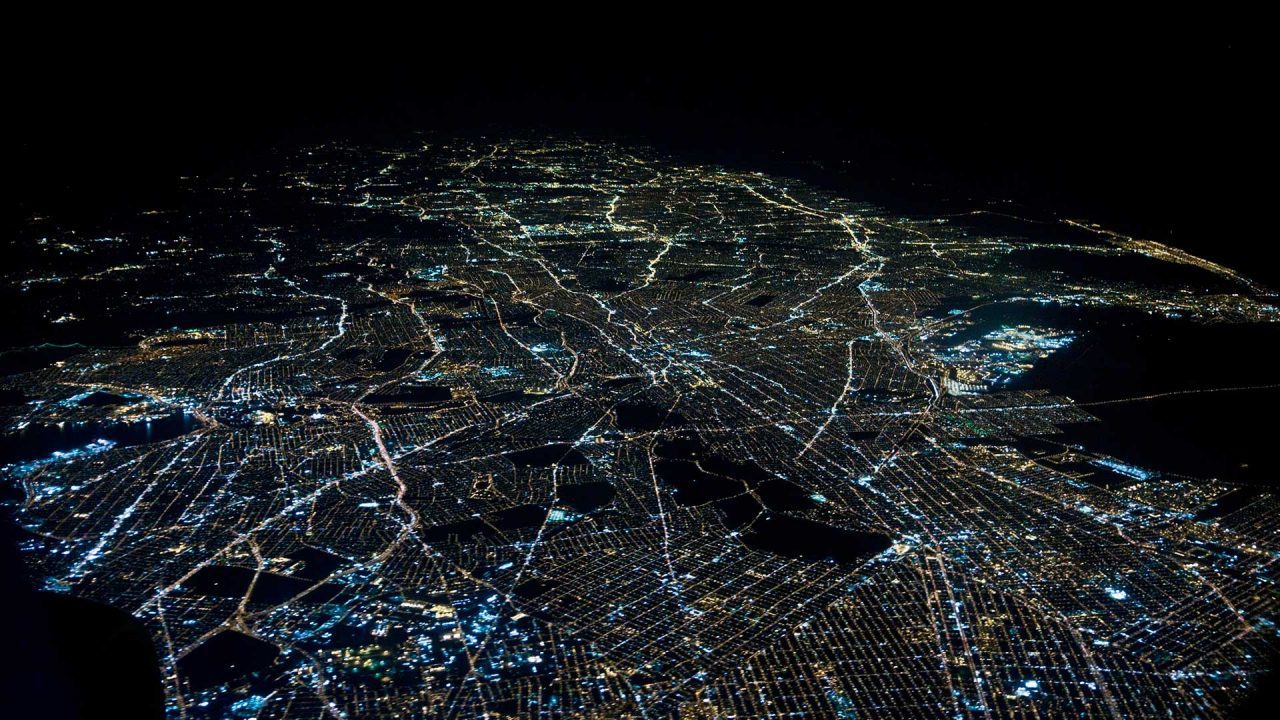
4 138 1278 719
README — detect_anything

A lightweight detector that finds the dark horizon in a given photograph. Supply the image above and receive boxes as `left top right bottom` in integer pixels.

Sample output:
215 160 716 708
13 27 1274 284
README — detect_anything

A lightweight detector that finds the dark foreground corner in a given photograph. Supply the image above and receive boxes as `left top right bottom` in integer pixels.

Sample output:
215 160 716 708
1 511 164 720
1231 653 1280 720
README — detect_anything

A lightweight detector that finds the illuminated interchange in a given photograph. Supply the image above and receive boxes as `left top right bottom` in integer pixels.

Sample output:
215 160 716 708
4 138 1278 718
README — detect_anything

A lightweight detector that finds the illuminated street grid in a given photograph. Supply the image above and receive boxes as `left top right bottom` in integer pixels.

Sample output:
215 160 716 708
4 139 1278 719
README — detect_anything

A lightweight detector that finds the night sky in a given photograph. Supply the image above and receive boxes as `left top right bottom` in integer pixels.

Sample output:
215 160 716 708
13 25 1273 281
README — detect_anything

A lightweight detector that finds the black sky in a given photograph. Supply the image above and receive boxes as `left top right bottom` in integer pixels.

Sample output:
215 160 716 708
14 24 1271 281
